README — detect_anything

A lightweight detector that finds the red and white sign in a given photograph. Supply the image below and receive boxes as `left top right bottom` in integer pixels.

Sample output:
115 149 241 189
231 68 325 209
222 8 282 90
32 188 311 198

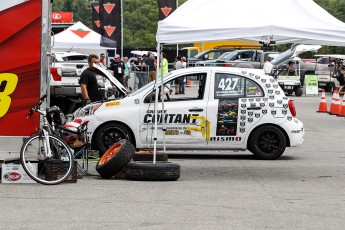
51 12 73 23
1 163 37 184
0 0 41 136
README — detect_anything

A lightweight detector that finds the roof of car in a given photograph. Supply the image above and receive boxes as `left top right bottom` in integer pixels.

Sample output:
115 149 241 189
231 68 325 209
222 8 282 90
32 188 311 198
169 66 265 76
314 54 345 59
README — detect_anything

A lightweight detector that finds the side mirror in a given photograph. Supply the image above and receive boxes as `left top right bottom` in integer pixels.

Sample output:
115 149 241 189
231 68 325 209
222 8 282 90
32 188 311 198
203 54 209 60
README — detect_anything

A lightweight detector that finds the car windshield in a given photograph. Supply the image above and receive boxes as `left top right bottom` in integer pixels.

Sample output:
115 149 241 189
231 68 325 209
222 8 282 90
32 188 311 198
194 50 212 58
218 52 234 60
129 72 173 96
220 51 239 61
270 48 294 66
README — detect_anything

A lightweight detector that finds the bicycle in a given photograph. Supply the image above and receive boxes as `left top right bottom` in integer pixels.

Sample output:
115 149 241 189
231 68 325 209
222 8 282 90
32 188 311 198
20 95 73 185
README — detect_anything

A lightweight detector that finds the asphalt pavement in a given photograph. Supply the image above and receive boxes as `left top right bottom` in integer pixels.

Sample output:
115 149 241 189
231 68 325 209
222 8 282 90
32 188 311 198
0 92 345 229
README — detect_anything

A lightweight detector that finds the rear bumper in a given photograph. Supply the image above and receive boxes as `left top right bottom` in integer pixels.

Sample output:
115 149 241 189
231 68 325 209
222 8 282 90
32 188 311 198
50 85 81 97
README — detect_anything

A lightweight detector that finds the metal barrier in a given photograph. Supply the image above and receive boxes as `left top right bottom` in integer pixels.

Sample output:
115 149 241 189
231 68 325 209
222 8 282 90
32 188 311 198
128 65 150 91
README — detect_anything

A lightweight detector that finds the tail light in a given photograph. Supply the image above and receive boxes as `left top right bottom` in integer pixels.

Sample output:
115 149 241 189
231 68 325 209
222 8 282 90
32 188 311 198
288 99 296 117
223 63 232 67
50 67 62 81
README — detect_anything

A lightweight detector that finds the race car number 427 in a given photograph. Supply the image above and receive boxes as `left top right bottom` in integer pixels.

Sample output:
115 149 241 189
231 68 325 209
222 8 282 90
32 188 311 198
218 77 239 90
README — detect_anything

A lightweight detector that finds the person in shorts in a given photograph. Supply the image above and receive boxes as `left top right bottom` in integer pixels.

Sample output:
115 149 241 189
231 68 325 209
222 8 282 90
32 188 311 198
336 61 345 95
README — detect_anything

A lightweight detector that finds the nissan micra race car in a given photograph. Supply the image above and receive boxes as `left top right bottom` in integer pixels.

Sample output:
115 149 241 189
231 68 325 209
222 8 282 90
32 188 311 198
70 64 304 160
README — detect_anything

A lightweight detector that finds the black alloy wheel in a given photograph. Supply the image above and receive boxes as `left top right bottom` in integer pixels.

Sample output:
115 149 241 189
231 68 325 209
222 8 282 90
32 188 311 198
95 123 133 157
248 125 286 160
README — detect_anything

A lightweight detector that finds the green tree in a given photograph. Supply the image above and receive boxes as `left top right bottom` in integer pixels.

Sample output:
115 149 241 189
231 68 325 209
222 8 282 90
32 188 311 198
52 0 186 48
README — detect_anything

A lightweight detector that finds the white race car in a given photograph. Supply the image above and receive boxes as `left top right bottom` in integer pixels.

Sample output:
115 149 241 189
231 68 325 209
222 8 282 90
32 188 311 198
69 63 304 160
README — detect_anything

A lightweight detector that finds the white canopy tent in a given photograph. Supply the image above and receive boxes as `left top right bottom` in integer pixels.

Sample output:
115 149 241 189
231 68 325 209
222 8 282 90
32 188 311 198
156 0 345 46
151 0 345 158
51 21 113 55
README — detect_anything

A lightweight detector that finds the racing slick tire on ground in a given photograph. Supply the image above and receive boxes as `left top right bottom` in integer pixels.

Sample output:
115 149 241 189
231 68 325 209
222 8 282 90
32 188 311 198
294 86 303 97
94 122 135 157
248 125 287 160
96 139 135 179
125 161 180 181
133 151 168 162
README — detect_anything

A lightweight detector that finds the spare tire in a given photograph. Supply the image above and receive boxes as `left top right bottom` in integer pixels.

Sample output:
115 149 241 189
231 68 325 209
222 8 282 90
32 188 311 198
96 139 135 179
125 161 180 181
133 151 168 162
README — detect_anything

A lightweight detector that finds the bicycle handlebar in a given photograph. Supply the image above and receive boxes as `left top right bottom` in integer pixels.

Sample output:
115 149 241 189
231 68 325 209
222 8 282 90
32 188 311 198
28 94 47 116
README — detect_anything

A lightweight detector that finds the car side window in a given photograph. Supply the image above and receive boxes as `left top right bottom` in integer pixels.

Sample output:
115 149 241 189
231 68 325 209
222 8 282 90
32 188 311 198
144 73 207 103
164 73 207 101
246 78 264 97
214 73 245 98
214 73 264 98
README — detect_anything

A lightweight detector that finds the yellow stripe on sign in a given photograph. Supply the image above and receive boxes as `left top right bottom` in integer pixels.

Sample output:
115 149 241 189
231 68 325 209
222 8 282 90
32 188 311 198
105 101 120 107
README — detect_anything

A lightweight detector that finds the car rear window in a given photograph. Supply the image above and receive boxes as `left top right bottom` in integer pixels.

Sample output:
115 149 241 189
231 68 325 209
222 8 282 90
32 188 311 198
214 73 263 98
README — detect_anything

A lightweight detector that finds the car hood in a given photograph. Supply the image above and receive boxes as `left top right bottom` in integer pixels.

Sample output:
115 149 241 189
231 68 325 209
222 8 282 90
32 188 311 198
263 44 321 74
93 63 128 96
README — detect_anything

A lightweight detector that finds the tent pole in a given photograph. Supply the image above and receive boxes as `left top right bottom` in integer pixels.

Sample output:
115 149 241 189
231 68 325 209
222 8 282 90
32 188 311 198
121 0 123 58
160 45 166 153
153 43 161 164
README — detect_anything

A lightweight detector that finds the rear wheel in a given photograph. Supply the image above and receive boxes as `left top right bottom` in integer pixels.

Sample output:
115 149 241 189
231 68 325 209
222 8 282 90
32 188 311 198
326 84 334 93
20 134 73 185
248 125 286 160
95 123 134 157
294 86 303 97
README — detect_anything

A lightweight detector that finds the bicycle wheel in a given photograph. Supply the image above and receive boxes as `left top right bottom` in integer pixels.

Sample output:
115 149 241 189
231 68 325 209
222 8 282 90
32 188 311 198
20 133 73 185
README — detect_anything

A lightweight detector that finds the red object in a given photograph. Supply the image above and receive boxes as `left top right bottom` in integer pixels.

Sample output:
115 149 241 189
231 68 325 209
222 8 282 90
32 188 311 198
51 12 73 23
337 94 345 117
0 0 41 136
50 67 62 81
317 89 328 113
330 90 341 115
288 100 296 117
328 90 337 114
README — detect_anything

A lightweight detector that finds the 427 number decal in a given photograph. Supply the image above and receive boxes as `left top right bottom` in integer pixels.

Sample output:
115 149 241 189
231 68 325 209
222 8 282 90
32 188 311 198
218 77 239 91
0 73 18 118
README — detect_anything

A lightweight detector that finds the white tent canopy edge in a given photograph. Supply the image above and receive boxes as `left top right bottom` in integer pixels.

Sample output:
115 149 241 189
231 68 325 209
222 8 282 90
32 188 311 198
156 0 345 46
152 0 345 157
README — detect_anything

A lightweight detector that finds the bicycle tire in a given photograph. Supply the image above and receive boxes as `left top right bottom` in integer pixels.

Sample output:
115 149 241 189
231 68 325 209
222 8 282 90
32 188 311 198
20 133 73 185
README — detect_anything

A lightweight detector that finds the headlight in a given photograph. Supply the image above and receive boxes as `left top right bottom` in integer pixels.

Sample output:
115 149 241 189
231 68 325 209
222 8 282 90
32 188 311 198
76 103 102 117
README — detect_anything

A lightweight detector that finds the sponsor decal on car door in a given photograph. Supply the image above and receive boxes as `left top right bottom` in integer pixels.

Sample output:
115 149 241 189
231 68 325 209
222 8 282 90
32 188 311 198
207 72 267 146
139 73 209 147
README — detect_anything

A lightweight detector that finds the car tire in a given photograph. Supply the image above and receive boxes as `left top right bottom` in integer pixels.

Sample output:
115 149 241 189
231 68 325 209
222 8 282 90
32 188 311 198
133 151 168 162
294 87 303 97
96 139 135 179
326 84 334 93
125 161 180 181
95 123 134 157
248 125 286 160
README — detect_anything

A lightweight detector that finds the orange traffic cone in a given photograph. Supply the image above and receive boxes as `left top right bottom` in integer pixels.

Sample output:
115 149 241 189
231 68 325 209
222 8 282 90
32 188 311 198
330 90 341 115
317 89 328 113
328 90 337 114
337 94 345 117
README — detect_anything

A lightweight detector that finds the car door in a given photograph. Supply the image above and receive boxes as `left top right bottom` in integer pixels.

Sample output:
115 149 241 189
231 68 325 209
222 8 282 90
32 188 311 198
206 71 268 147
139 71 210 148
